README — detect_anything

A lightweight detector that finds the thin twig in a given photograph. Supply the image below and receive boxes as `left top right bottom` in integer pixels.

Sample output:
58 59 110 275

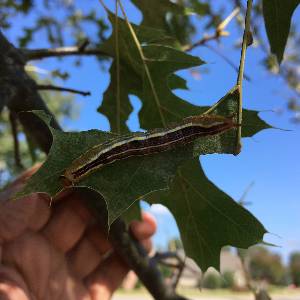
183 7 239 52
9 111 24 169
238 181 254 205
115 0 121 134
22 47 109 61
236 0 253 154
204 44 251 82
237 0 252 86
172 256 186 289
183 31 225 52
36 84 91 96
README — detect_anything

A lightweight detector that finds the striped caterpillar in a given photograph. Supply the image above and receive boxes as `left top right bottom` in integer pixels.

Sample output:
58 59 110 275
61 115 236 186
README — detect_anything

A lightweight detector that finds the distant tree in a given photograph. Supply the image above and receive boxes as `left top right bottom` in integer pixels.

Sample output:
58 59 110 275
221 271 235 289
289 252 300 286
168 238 183 251
202 272 223 289
248 247 286 285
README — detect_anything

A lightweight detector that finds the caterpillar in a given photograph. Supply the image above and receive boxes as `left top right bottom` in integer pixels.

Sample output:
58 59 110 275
61 114 236 186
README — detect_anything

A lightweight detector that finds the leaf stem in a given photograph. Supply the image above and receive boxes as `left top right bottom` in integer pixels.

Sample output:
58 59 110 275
235 0 252 154
115 0 121 134
237 0 253 87
116 0 167 128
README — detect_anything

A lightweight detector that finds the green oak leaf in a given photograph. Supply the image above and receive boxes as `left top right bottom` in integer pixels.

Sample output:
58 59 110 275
132 0 183 30
97 2 271 272
98 13 203 133
132 0 208 46
17 110 239 225
146 158 267 271
138 82 270 271
142 90 270 271
263 0 300 64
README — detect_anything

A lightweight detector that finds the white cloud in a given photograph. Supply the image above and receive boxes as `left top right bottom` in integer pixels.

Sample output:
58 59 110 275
150 204 171 215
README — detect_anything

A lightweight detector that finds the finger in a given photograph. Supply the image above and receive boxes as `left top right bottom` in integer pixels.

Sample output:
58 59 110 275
2 231 91 300
85 224 111 255
0 266 31 300
85 254 128 300
67 237 102 279
130 212 157 241
0 194 51 243
43 196 93 253
2 231 54 299
85 213 157 299
0 164 41 202
67 222 112 279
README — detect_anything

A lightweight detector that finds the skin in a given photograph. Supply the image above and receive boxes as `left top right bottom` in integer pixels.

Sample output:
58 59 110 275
0 166 156 300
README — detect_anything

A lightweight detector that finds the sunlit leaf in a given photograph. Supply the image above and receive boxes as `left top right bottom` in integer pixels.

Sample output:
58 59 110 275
263 0 300 64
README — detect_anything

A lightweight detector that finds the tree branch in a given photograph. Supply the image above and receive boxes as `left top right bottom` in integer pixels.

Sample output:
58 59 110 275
9 111 24 169
183 7 240 52
36 84 91 96
109 218 190 300
182 31 226 52
0 30 60 153
22 46 109 61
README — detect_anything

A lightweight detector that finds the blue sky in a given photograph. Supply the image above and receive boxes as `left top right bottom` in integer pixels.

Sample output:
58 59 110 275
4 1 300 263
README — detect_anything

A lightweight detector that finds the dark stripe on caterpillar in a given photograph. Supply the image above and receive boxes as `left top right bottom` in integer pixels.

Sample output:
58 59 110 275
61 115 236 186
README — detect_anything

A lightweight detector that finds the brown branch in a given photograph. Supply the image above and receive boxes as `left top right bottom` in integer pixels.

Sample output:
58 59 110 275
78 39 90 52
109 218 190 300
0 30 60 153
172 256 186 289
83 192 190 300
9 111 24 169
182 31 224 52
183 8 240 52
153 251 199 275
22 46 109 61
36 84 91 96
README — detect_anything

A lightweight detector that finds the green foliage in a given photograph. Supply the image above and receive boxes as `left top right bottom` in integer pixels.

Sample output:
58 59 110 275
222 271 235 289
289 252 300 286
0 0 108 48
98 12 204 132
14 1 273 273
159 264 173 279
17 106 239 226
147 159 266 271
263 0 300 64
248 246 286 285
2 0 298 276
202 272 224 289
168 238 183 251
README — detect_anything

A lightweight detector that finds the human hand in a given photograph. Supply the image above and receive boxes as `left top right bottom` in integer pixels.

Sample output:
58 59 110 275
0 166 156 300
